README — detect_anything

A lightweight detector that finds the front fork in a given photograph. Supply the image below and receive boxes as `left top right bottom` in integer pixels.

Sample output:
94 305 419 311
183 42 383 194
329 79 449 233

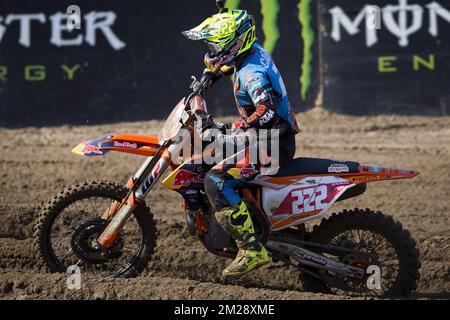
97 143 171 249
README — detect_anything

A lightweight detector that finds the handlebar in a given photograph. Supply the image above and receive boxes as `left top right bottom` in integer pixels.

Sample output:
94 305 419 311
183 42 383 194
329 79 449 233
185 73 210 109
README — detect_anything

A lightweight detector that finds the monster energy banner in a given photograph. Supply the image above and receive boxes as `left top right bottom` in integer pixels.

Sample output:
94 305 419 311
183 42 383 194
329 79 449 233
1 0 448 127
0 0 319 127
321 0 450 115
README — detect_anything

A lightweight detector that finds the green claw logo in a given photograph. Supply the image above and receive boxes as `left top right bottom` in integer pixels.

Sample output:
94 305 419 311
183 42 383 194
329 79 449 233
260 0 280 55
225 0 314 101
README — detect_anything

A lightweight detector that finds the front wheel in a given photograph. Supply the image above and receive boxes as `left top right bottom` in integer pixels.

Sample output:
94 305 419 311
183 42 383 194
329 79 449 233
34 180 157 278
300 208 421 298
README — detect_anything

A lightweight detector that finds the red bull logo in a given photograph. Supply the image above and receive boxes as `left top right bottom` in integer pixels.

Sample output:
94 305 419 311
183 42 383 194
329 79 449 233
173 170 203 187
239 167 259 178
81 145 103 155
113 141 138 149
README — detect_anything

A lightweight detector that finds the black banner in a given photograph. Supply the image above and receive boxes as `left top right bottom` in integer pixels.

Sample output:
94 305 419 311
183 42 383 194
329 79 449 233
3 0 447 127
320 0 450 115
0 0 319 127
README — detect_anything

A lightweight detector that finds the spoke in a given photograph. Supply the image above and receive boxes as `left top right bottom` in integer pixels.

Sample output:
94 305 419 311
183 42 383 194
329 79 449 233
80 199 90 216
379 255 398 263
97 197 106 216
371 234 387 251
108 198 113 215
359 230 370 247
87 197 97 215
73 201 83 217
60 248 73 261
356 229 362 243
381 276 395 289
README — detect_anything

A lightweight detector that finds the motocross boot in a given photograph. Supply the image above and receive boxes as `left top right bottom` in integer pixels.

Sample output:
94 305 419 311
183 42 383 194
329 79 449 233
217 201 270 279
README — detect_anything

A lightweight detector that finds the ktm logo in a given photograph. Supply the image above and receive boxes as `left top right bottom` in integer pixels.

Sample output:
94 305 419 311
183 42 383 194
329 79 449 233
259 109 274 126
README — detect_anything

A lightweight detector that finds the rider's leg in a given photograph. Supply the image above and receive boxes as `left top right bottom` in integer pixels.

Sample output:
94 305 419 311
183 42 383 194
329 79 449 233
204 164 269 278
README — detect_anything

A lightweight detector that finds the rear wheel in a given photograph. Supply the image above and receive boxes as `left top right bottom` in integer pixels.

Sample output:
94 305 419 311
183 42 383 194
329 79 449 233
300 208 421 298
34 180 157 278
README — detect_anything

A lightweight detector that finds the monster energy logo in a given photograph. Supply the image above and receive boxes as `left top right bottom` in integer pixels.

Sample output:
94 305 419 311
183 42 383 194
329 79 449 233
330 0 450 47
226 0 314 101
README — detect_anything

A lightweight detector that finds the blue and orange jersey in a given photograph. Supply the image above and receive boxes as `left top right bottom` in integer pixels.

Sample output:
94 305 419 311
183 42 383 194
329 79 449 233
232 43 300 134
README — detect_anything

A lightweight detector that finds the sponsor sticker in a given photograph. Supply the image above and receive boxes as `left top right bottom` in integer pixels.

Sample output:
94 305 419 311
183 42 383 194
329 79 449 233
371 166 381 173
81 145 103 155
174 170 203 187
239 167 259 178
113 141 138 149
328 163 350 173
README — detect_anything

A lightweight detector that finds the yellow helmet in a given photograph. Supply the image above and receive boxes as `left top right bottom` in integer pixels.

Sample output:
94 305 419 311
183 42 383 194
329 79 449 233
182 9 256 72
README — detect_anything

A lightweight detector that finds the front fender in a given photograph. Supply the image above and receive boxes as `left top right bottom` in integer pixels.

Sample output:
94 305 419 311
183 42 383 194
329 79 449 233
72 134 160 157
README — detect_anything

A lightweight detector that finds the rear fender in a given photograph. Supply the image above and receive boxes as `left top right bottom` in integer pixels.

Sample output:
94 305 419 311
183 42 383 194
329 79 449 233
343 165 420 184
72 134 160 157
254 165 420 188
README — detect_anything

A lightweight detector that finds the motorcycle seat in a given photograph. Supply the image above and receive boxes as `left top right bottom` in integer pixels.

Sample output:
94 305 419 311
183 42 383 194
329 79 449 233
271 157 360 177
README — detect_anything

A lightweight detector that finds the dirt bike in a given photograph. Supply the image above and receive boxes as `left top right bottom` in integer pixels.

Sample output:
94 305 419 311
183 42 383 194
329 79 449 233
34 76 421 298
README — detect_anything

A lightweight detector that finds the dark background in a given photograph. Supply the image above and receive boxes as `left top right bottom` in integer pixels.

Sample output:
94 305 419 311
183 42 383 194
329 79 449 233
0 0 448 128
0 0 318 127
321 0 450 116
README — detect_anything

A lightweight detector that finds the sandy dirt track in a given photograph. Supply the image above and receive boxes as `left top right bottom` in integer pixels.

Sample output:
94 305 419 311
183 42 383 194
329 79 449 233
0 108 449 300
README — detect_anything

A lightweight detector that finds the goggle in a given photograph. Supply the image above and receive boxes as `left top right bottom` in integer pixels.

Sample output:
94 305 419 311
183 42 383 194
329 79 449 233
206 42 223 57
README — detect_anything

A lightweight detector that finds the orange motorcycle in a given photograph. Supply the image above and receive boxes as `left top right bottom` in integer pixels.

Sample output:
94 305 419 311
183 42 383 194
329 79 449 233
35 77 421 297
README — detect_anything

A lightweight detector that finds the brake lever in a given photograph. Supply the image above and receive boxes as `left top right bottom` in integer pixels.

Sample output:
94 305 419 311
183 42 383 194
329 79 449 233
190 76 206 93
193 74 211 97
184 74 209 115
189 76 199 91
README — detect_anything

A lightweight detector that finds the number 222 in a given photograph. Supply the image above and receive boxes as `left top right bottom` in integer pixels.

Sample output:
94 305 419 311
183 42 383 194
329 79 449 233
291 185 328 214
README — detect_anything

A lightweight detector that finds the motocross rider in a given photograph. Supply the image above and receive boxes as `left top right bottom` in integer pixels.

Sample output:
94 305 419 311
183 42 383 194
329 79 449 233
182 8 300 278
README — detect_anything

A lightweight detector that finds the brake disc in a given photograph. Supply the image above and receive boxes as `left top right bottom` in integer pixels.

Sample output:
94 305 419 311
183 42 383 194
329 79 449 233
71 218 124 264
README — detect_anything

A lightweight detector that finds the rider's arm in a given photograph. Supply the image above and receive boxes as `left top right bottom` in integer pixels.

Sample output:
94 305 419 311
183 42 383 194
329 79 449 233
201 61 234 89
232 71 278 130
